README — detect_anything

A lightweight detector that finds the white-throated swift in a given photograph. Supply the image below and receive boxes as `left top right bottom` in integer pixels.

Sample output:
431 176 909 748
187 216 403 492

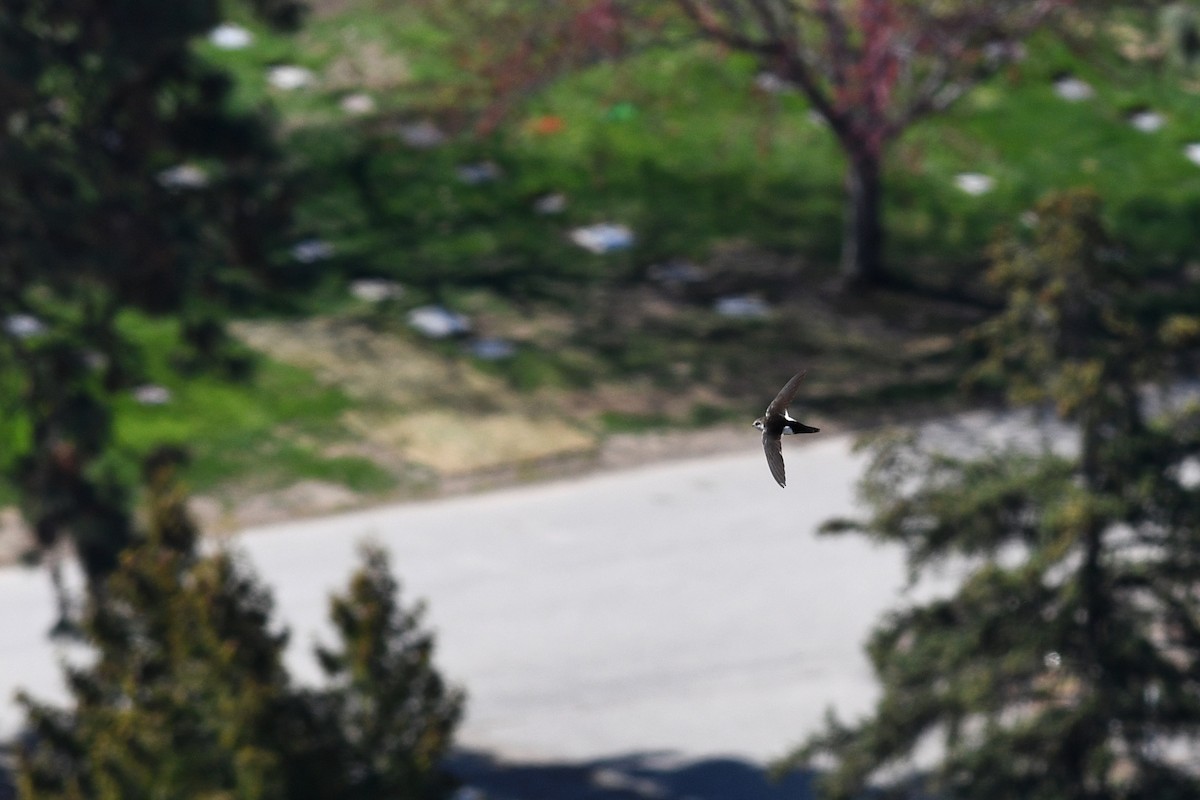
753 370 819 488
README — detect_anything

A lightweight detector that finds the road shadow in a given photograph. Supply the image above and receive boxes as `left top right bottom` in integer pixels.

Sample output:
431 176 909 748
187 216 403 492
0 745 816 800
449 750 817 800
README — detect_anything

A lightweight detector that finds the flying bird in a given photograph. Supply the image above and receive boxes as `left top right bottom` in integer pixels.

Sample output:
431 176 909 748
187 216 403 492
753 370 820 488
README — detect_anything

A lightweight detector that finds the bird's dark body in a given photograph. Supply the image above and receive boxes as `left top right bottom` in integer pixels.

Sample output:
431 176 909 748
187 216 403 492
762 416 820 438
753 370 819 488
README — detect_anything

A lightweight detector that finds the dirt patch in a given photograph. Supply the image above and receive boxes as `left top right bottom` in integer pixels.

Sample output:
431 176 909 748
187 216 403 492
191 479 364 534
232 315 601 469
343 410 595 475
232 318 510 411
322 38 413 92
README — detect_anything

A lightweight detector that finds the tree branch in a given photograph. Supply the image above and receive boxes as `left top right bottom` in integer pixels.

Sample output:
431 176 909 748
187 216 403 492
745 0 785 41
675 0 776 55
812 0 853 93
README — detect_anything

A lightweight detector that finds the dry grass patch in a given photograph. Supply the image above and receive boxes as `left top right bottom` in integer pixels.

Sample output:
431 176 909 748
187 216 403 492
233 316 598 478
343 410 595 475
322 38 413 92
233 318 507 410
190 480 363 532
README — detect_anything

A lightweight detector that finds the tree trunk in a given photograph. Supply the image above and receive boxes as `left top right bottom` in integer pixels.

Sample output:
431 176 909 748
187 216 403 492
839 151 885 288
47 559 78 639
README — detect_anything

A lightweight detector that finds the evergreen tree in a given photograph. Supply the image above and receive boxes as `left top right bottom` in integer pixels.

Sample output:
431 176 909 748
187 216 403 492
0 0 299 623
17 453 463 800
317 544 466 800
790 189 1200 799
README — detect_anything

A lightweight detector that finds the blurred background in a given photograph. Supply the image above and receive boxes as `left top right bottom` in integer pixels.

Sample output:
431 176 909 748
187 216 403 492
2 1 1200 798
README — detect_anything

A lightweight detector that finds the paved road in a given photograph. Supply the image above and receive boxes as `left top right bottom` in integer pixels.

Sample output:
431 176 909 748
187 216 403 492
0 426 975 766
2 397 1192 797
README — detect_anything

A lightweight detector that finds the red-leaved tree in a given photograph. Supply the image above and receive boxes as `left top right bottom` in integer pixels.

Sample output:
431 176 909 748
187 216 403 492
674 0 1071 287
422 0 670 133
426 0 1070 288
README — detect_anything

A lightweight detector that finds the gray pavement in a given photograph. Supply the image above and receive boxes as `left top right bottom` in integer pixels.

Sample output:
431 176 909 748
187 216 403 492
245 433 920 763
0 429 943 768
2 398 1193 798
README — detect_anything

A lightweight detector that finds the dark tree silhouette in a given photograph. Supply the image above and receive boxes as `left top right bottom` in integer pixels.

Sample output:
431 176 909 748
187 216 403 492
789 189 1200 799
17 454 464 800
317 543 466 800
0 0 299 627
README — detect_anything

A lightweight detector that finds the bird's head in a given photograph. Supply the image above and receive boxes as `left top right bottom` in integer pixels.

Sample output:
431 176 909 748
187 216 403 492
753 417 765 431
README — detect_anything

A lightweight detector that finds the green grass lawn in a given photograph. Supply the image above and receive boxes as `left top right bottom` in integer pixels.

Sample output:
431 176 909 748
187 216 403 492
111 314 396 496
42 5 1195 507
211 7 1200 292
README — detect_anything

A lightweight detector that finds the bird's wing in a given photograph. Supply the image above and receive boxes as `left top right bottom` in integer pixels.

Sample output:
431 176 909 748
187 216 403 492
762 432 786 488
766 369 808 416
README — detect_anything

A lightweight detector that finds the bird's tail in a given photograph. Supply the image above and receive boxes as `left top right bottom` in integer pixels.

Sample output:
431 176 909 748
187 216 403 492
796 423 820 434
